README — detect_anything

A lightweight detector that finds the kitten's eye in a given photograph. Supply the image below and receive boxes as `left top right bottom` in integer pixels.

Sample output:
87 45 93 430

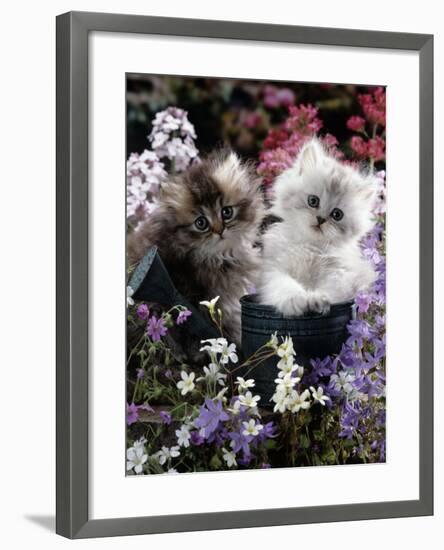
330 208 344 221
194 216 209 232
307 195 320 208
221 206 234 222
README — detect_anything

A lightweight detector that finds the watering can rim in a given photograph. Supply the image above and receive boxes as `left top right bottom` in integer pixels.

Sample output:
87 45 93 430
240 293 355 320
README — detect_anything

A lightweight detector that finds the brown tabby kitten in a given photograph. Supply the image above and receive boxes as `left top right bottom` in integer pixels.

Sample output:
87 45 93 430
127 149 265 344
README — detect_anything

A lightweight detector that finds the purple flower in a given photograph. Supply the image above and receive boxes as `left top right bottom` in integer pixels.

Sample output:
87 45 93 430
228 430 252 456
159 411 172 425
136 368 145 380
176 309 192 325
136 303 150 320
126 402 139 426
355 292 372 313
146 315 168 341
190 431 205 446
256 422 276 443
194 399 229 439
339 403 361 439
346 319 374 347
237 453 253 466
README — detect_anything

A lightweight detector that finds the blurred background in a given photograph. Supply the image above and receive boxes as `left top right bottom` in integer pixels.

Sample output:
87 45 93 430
126 74 383 162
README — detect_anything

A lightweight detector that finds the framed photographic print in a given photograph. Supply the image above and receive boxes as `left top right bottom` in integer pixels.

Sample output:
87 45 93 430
56 11 434 539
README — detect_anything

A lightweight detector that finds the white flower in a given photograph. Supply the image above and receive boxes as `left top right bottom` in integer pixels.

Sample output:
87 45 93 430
296 365 305 378
175 424 191 448
219 341 238 364
215 386 229 402
176 371 196 395
242 419 263 437
149 108 199 172
222 448 237 468
154 446 180 466
127 286 135 306
198 363 227 386
330 371 355 395
126 445 148 474
150 131 169 149
267 331 279 350
132 436 147 449
274 373 299 393
228 398 242 416
200 337 227 354
199 296 220 316
277 353 296 373
235 377 255 391
271 389 289 413
126 149 166 223
310 386 331 406
287 389 311 413
277 336 296 360
238 391 261 409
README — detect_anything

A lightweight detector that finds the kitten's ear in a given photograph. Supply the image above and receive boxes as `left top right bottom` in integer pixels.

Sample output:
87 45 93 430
216 150 241 180
159 178 189 210
297 139 325 174
357 174 378 208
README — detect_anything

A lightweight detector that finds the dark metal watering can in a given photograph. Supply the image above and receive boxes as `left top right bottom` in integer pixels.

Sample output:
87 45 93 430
128 246 219 339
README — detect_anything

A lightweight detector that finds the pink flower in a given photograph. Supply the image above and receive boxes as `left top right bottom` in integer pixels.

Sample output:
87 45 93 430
242 111 263 129
347 116 366 132
257 148 294 185
358 87 386 127
284 104 323 135
350 136 368 158
321 134 344 159
276 88 296 107
367 137 385 162
264 85 295 108
263 128 288 150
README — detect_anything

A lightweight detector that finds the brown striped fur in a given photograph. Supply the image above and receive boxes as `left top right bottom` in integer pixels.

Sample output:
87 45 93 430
128 149 265 343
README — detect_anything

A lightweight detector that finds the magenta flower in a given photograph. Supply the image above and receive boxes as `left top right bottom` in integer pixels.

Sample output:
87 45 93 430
146 315 168 341
176 309 192 325
263 85 295 109
367 136 385 162
126 402 139 426
136 303 149 320
359 87 386 127
350 135 368 158
347 115 366 132
243 111 263 129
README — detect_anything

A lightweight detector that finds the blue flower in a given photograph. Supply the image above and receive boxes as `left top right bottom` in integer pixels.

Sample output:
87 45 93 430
194 398 229 439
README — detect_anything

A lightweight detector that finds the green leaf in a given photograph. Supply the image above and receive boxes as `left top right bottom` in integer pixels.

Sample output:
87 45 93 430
299 433 311 449
210 453 222 470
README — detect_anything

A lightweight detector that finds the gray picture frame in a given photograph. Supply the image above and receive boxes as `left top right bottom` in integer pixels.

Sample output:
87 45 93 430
56 11 434 539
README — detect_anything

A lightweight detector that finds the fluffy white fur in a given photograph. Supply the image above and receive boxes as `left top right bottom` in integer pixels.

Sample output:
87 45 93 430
259 138 378 316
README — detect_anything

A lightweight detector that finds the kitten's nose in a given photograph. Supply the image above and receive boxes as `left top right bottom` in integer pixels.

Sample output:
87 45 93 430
316 216 326 226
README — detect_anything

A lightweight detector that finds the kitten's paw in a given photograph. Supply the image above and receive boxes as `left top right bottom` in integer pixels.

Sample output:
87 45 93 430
306 291 331 315
279 296 306 317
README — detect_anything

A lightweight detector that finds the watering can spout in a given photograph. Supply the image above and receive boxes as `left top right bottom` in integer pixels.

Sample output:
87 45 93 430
128 246 219 339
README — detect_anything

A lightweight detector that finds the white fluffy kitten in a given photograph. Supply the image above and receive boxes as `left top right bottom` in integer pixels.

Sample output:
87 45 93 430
259 138 378 316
